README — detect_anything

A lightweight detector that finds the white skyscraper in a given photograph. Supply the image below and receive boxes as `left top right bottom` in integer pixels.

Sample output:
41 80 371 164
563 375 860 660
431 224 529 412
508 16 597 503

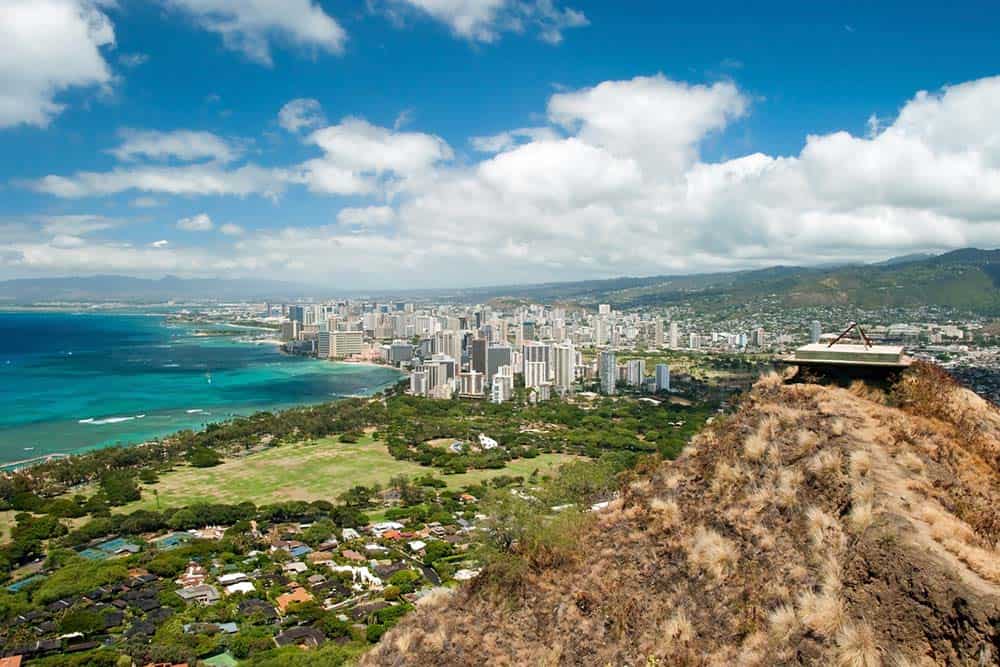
551 342 575 393
491 365 513 403
598 304 611 315
669 322 679 349
410 369 428 396
654 319 664 348
626 358 645 387
524 361 547 389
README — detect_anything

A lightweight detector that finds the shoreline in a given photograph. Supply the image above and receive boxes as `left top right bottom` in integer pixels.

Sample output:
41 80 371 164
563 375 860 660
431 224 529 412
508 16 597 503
0 314 406 469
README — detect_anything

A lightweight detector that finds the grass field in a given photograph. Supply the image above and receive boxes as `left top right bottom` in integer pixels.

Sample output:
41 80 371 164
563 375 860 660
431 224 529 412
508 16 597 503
116 435 577 513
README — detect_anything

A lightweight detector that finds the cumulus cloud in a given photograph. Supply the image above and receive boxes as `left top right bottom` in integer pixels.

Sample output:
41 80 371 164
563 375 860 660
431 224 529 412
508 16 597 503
0 0 115 128
15 73 1000 286
150 239 170 248
109 129 243 163
177 213 214 231
292 117 453 195
278 98 326 133
382 0 587 44
470 126 560 153
159 0 347 66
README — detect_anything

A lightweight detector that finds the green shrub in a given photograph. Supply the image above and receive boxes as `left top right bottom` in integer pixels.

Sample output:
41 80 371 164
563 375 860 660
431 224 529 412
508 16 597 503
365 623 386 643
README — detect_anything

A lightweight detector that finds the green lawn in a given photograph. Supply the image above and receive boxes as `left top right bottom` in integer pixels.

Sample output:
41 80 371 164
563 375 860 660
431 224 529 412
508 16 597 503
116 435 577 513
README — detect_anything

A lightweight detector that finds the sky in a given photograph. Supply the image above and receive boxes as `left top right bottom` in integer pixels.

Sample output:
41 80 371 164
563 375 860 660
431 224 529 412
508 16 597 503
1 0 999 289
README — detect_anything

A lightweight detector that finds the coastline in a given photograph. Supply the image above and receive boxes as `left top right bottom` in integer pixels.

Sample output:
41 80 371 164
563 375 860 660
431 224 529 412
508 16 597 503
0 312 406 468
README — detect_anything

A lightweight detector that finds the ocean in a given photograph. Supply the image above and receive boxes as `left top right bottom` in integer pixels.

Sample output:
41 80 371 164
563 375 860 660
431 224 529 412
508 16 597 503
0 311 402 465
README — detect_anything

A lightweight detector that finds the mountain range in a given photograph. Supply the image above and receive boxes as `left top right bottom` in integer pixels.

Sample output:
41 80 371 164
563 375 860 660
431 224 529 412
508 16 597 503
1 249 998 314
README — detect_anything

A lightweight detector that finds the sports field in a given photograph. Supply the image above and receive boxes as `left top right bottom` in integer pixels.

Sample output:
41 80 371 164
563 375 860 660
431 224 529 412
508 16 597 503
116 435 576 513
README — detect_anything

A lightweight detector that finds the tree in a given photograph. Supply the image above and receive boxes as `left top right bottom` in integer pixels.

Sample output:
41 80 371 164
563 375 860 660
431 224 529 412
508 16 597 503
99 471 140 506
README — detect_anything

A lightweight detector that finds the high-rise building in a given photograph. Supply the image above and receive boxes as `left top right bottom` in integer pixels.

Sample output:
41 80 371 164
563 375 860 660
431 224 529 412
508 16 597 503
410 369 428 397
522 341 550 377
655 364 671 392
524 361 547 389
598 304 611 315
491 365 514 404
288 305 305 324
809 321 822 344
317 330 331 358
669 322 679 348
280 320 299 342
471 338 487 374
654 319 664 348
626 358 645 387
753 327 767 348
388 341 414 365
486 343 512 385
599 350 616 395
329 331 363 358
459 371 485 397
551 342 575 393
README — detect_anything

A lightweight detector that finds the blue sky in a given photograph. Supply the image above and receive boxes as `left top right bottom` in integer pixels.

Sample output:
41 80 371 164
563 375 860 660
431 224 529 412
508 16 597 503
2 0 999 288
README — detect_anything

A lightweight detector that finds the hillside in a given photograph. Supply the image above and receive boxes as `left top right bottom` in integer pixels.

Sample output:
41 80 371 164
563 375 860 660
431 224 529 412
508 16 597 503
457 248 1000 315
364 365 1000 666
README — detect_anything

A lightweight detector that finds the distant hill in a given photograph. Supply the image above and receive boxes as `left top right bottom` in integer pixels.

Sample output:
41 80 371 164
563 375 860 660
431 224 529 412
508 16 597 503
364 367 1000 666
2 249 998 313
0 275 316 303
462 248 1000 314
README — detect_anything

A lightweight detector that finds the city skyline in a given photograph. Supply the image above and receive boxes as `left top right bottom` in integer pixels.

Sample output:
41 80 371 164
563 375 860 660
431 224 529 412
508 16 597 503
2 2 1000 288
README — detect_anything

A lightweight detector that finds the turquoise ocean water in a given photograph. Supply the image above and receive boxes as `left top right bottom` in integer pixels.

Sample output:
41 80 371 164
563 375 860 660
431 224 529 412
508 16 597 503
0 311 402 465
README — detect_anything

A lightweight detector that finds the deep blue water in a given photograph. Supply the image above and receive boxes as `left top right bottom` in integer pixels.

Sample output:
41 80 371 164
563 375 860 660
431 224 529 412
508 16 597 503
0 312 401 464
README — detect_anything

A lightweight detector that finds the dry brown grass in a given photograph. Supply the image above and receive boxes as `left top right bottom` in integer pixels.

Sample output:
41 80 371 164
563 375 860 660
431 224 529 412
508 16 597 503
798 587 845 638
649 497 681 530
834 622 881 667
688 527 738 580
364 368 1000 667
768 603 799 642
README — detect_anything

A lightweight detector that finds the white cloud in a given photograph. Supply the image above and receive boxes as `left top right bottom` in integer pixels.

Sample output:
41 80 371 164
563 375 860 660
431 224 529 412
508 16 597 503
470 126 560 153
293 117 453 194
160 0 347 66
38 214 117 237
26 163 286 199
384 0 587 44
547 75 747 176
150 239 170 248
16 74 1000 286
219 222 244 235
177 213 214 231
0 0 115 128
337 206 396 228
278 98 325 133
109 129 243 163
131 197 163 208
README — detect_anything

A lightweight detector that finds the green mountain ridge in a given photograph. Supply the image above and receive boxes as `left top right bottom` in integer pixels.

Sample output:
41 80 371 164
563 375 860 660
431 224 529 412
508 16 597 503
478 248 1000 315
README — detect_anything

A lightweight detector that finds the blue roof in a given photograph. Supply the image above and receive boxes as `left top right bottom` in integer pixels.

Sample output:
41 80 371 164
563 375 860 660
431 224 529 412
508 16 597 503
7 574 45 592
290 545 313 557
79 548 109 561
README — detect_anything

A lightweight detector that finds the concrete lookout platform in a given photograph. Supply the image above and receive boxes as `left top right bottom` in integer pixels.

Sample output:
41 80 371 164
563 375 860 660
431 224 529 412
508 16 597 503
781 342 912 386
